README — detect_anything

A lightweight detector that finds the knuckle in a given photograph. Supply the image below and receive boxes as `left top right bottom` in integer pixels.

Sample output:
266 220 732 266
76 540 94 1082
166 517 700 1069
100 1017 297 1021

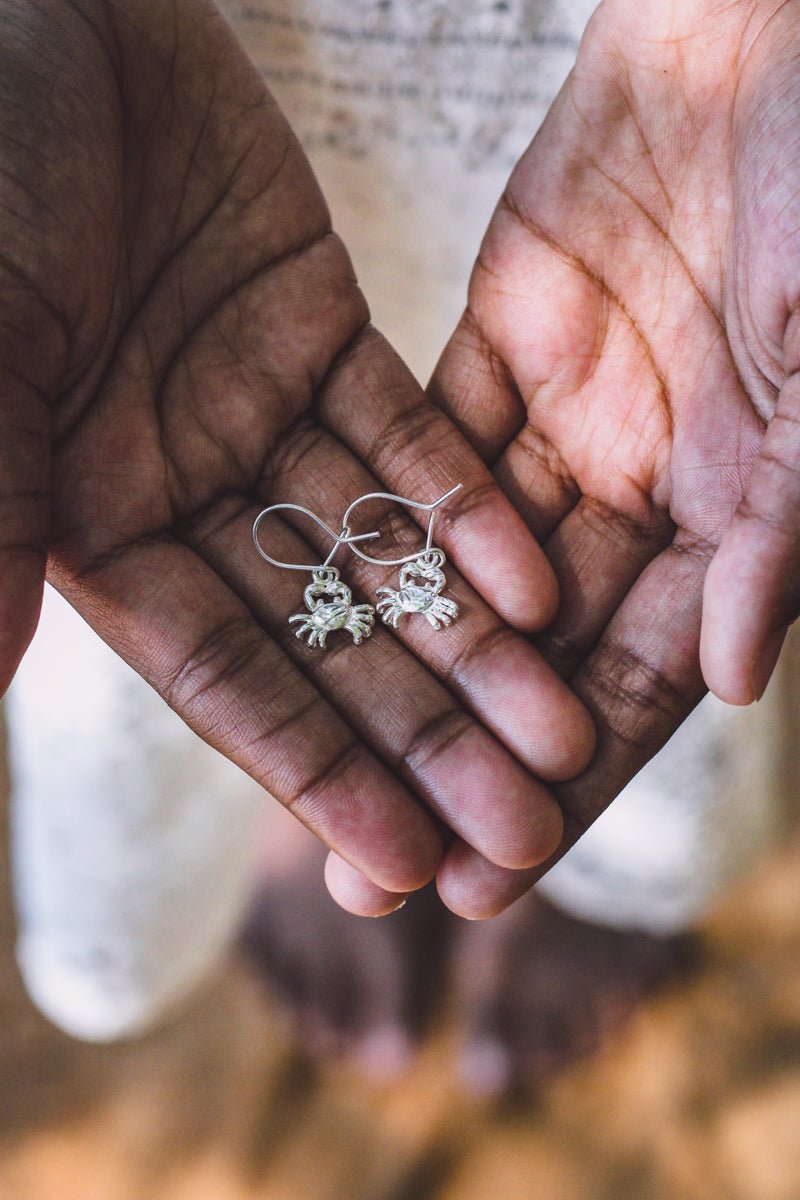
580 494 668 552
163 614 263 715
285 739 364 819
537 627 583 677
180 494 251 552
399 705 474 776
265 414 330 489
435 478 498 538
671 528 717 560
444 620 519 685
514 422 577 493
757 446 800 483
578 639 694 754
736 494 797 538
369 401 446 483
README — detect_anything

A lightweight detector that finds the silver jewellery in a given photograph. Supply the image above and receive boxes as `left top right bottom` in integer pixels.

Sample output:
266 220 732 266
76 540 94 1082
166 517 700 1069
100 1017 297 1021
252 504 378 648
252 484 463 647
343 484 462 631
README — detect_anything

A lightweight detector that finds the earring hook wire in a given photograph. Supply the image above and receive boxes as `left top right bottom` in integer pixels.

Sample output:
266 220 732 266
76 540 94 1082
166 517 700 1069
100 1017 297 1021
342 483 463 567
252 503 380 572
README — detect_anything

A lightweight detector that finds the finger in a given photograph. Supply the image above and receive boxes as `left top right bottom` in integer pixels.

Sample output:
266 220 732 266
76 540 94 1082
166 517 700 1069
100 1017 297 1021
186 495 567 871
432 332 675 684
50 540 443 897
438 531 710 917
0 375 49 692
259 419 596 782
0 306 59 693
317 326 560 632
325 840 541 924
535 494 674 676
701 371 800 703
428 308 529 460
429 310 581 538
437 841 541 920
434 811 593 919
552 532 709 831
324 852 409 917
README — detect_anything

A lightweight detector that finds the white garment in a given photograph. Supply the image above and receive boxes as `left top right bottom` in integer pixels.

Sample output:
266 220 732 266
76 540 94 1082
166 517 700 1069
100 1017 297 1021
8 587 264 1041
6 0 786 1040
536 686 785 934
224 0 597 381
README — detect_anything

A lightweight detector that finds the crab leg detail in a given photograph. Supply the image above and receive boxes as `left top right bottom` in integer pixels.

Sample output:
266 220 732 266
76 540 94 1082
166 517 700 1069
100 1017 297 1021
375 549 458 630
288 568 375 648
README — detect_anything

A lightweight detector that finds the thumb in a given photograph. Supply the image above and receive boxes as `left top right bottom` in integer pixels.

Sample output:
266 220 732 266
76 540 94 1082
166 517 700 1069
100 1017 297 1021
701 327 800 704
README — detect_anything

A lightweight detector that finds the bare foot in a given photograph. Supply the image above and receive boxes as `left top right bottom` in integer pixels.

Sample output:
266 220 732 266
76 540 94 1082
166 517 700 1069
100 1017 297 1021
452 890 695 1099
239 832 448 1080
239 822 693 1093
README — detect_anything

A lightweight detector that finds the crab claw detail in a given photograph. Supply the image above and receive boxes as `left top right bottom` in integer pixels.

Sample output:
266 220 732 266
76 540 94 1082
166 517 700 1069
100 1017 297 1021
287 569 375 648
375 550 458 630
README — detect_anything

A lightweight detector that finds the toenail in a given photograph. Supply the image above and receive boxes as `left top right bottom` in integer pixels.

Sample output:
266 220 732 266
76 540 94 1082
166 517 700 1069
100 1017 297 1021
459 1038 512 1098
352 1025 414 1080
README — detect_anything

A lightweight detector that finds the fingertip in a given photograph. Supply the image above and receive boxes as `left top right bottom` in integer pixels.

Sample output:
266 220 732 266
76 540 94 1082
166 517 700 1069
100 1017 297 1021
700 558 763 705
699 653 749 706
701 515 796 705
526 793 564 868
385 821 443 893
497 532 561 634
511 657 598 783
700 554 746 703
436 840 538 919
324 852 410 917
700 652 756 706
544 693 598 781
445 492 559 632
701 619 788 706
513 545 560 633
495 791 563 871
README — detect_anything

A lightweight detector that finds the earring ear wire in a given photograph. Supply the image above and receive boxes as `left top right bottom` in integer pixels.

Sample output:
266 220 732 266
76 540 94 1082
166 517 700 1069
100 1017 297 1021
252 503 379 649
252 503 380 571
341 484 462 631
341 483 462 567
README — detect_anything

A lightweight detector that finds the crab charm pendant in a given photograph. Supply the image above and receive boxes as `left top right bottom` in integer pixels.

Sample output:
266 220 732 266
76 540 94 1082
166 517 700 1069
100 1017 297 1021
376 549 459 630
288 568 375 648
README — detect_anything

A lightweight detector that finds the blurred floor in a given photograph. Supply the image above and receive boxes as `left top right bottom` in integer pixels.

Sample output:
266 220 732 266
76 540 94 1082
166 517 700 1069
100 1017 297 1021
1 719 799 1200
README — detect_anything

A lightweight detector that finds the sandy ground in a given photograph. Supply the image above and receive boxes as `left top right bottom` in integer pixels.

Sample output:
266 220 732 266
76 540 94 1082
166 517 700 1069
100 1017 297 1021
1 713 799 1200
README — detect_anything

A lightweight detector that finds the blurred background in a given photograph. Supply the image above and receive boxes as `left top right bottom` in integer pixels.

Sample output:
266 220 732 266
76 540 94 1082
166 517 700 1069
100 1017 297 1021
1 706 799 1200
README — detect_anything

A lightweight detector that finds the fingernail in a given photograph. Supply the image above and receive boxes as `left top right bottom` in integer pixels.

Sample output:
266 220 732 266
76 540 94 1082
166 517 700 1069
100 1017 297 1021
750 626 788 701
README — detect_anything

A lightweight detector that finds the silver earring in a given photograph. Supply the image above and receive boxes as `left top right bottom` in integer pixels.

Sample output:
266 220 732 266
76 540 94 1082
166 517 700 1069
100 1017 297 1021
252 504 378 649
342 484 462 631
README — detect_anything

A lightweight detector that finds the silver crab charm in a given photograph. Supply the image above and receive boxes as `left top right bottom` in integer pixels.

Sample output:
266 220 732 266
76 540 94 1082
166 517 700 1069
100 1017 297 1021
376 549 459 630
288 567 375 648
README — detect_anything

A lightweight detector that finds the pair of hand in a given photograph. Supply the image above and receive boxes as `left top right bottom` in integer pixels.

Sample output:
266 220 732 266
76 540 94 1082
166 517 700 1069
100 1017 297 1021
1 0 797 918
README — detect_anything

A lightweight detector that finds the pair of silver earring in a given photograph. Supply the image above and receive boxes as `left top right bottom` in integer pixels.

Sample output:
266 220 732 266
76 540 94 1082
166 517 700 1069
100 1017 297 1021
252 484 462 649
